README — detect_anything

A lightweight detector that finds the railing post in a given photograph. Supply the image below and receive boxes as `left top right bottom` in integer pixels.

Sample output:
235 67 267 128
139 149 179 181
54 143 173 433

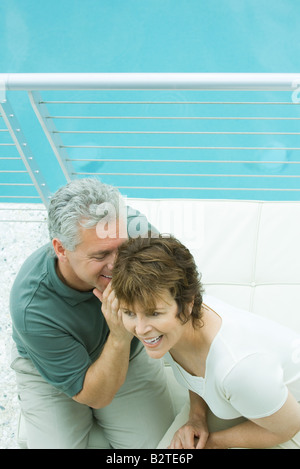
0 97 51 207
28 91 74 182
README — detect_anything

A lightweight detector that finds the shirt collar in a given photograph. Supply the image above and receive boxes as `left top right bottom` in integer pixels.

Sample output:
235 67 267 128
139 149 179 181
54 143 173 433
47 254 96 306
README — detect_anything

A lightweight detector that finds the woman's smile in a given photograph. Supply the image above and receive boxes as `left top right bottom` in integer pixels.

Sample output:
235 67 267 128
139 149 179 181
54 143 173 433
141 335 164 348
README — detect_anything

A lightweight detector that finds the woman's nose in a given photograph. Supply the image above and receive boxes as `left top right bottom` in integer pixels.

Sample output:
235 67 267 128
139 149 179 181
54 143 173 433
135 317 152 336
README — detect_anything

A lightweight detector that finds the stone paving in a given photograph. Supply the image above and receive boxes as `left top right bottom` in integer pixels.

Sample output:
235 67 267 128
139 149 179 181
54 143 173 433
0 204 48 449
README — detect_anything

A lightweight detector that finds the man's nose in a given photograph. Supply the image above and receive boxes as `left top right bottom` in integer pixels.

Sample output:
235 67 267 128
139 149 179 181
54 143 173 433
107 251 117 270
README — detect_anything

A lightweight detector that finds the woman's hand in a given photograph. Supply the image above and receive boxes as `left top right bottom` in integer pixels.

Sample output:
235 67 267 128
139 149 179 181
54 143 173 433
93 283 133 344
168 417 209 449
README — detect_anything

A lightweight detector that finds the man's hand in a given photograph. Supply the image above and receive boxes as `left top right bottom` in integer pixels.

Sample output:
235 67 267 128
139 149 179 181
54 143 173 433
93 283 133 343
73 283 133 408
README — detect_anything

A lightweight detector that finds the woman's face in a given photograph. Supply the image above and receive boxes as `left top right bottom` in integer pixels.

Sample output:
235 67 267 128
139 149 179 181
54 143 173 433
121 289 189 359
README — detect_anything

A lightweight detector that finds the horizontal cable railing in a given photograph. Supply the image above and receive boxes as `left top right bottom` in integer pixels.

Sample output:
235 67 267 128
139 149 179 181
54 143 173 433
31 93 300 199
1 73 300 201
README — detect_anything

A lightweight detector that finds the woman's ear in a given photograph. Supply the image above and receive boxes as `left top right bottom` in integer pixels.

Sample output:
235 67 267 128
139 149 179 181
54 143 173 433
186 299 195 316
189 298 195 313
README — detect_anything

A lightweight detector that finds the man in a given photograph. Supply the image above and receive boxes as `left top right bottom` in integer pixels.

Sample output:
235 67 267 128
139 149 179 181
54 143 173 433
10 178 175 449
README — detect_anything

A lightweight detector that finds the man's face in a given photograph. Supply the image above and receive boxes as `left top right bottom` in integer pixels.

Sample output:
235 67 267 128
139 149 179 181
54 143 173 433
57 220 127 292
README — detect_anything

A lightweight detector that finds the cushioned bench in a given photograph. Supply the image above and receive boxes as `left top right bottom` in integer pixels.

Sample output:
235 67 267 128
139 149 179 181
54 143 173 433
17 199 300 448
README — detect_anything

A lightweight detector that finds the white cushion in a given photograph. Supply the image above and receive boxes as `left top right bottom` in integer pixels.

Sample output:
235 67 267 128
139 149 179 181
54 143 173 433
128 199 300 333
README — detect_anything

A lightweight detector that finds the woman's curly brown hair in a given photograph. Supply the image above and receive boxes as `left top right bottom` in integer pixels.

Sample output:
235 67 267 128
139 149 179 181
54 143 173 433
112 234 204 327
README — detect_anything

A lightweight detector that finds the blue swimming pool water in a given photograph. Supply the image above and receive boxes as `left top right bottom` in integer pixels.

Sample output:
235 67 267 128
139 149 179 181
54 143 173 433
1 0 300 202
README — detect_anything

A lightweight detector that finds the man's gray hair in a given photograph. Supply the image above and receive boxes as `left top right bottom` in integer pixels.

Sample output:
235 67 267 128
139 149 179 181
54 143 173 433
48 178 125 251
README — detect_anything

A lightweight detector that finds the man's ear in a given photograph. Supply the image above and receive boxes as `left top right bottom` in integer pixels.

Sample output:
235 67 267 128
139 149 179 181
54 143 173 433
52 238 67 262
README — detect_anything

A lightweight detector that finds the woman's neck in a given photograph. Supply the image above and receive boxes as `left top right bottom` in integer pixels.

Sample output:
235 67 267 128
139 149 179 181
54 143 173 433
169 304 222 377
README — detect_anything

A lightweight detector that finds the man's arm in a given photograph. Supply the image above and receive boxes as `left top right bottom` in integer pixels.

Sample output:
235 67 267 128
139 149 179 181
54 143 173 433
73 284 133 408
74 206 155 409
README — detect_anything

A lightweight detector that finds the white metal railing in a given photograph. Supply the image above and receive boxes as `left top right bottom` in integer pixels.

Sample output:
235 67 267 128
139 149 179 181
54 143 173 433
1 73 300 205
2 72 300 90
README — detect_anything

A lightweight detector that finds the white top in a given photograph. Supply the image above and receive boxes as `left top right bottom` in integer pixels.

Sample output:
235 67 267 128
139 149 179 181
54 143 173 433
165 295 300 420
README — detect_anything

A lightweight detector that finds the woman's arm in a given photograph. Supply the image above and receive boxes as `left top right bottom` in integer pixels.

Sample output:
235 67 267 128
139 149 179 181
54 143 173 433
205 392 300 449
168 391 209 449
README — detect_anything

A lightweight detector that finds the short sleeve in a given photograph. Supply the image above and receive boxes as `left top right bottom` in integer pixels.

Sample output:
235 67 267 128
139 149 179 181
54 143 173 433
223 353 288 419
18 329 92 397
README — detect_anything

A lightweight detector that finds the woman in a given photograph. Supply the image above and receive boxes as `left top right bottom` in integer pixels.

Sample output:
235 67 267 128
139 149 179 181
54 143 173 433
99 235 300 449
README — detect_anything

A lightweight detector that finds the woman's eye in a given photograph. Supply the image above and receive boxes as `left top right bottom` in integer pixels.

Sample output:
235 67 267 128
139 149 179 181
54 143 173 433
124 310 135 317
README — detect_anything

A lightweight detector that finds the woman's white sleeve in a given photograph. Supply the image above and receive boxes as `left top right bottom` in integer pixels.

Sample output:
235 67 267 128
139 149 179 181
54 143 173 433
222 352 288 419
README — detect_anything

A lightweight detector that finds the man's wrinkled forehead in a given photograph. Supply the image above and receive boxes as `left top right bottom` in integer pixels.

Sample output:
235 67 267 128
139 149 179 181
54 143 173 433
85 200 127 240
96 215 128 240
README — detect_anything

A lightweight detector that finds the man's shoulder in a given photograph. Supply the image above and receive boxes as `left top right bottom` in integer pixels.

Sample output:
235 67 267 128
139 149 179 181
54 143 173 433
10 243 53 302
